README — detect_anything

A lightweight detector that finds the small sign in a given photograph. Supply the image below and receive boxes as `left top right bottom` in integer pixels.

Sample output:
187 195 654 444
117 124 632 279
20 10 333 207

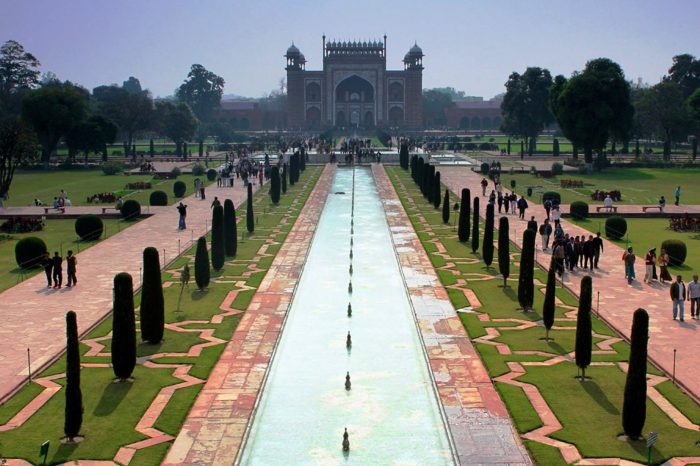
39 441 49 456
647 432 658 448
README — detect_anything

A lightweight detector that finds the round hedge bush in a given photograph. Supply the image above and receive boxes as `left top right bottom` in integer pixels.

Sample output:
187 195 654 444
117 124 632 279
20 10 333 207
75 214 103 241
121 199 141 219
149 190 168 206
173 181 186 198
570 201 589 220
542 191 561 205
191 163 206 176
170 167 181 178
527 187 533 197
207 168 217 181
15 236 47 269
662 239 687 266
605 216 627 240
551 162 564 175
480 162 489 175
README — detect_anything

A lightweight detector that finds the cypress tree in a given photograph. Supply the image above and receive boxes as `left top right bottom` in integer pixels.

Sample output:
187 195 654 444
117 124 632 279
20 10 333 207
400 143 409 169
529 137 535 156
542 260 556 340
198 140 204 157
441 189 450 224
458 189 471 242
194 236 210 290
270 166 281 204
483 203 494 267
518 229 536 311
498 216 510 287
421 162 429 196
224 199 237 257
211 205 225 271
300 147 306 171
140 247 164 344
471 197 480 253
112 272 136 380
507 139 511 155
622 308 649 440
553 138 560 157
433 171 441 209
410 154 418 180
64 310 83 440
415 157 424 186
281 164 287 194
149 138 155 157
288 155 295 186
692 138 697 161
575 275 593 380
246 183 254 234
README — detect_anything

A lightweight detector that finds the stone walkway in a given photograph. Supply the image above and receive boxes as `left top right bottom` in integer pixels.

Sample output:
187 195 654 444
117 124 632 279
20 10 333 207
162 165 335 466
0 181 262 403
373 164 531 465
438 166 700 403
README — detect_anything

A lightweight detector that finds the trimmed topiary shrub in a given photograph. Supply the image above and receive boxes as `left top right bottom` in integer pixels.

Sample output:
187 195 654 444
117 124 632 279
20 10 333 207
149 190 168 206
191 163 206 176
140 247 164 344
527 187 533 197
483 204 494 268
246 183 254 234
170 166 181 178
551 162 564 175
15 236 47 268
570 201 589 220
101 161 124 175
207 168 217 181
112 272 136 380
458 188 470 242
542 191 561 205
441 189 450 224
270 166 281 204
173 180 186 197
75 215 103 241
622 308 649 439
661 239 687 266
194 236 210 290
480 162 489 175
120 199 141 219
471 197 480 253
542 260 556 340
575 276 593 380
498 216 510 287
605 216 627 240
224 199 237 257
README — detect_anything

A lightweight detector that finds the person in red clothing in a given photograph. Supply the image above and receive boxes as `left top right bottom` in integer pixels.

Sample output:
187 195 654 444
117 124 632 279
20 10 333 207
644 248 656 284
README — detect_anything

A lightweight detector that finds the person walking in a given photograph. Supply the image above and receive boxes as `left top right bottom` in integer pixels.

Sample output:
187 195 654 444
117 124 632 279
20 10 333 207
211 196 221 209
539 219 552 250
592 232 604 268
52 251 63 289
689 275 700 319
41 252 53 288
497 191 504 214
200 183 206 200
481 178 488 196
674 185 681 206
194 179 201 198
488 190 496 206
659 195 666 212
517 196 528 219
644 248 656 283
510 193 517 215
659 248 672 283
177 202 187 230
553 240 566 278
583 235 594 270
670 275 687 321
66 250 77 287
543 198 552 221
623 247 636 284
551 205 561 224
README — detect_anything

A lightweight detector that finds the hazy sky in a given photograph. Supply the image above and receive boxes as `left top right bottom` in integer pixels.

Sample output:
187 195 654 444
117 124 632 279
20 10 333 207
2 0 698 99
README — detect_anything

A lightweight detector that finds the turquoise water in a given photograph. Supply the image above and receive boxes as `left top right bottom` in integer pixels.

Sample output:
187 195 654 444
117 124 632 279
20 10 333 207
238 167 453 465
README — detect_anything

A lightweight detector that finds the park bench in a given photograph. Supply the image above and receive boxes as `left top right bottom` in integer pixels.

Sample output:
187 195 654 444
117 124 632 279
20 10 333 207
44 207 65 214
642 206 663 213
101 207 121 214
596 206 618 213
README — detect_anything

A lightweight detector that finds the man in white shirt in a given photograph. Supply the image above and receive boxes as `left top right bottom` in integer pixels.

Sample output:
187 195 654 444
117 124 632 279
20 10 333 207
689 275 700 319
603 194 613 210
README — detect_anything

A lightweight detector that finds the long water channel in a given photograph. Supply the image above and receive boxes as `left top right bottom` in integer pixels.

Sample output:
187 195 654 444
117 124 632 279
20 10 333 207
239 167 453 465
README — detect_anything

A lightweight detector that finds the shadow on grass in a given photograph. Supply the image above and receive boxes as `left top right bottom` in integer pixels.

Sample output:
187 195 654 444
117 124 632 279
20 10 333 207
190 289 209 301
547 340 568 355
581 379 619 415
93 380 133 416
53 441 79 464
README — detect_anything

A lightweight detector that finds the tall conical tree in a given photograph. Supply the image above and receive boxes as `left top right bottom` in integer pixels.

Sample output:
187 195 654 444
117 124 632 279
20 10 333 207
433 171 441 208
415 157 424 186
575 275 593 380
471 197 480 253
281 163 287 194
64 310 83 440
289 155 296 186
498 216 510 287
270 166 281 204
622 308 649 439
400 143 409 169
410 154 418 180
518 229 536 311
140 247 164 344
299 147 306 171
421 162 429 196
246 182 254 234
458 188 471 242
542 259 557 340
211 205 225 271
483 203 494 267
442 189 450 224
112 272 136 380
194 236 210 290
224 199 237 257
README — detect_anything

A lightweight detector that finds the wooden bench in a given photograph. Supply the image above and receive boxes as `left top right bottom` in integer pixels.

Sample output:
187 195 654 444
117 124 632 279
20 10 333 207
44 207 65 214
102 207 121 214
642 206 663 213
596 206 618 213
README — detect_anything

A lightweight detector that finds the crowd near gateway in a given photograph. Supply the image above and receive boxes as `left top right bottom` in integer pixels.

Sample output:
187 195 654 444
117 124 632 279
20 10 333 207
1 2 700 464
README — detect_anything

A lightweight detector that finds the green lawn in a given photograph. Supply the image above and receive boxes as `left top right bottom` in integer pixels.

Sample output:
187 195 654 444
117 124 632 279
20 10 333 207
6 170 210 207
499 167 700 205
0 166 322 465
0 218 138 293
386 166 700 465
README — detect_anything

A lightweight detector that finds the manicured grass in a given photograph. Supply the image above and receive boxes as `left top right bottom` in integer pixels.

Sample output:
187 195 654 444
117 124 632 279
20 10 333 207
498 168 700 205
386 166 700 465
0 218 138 293
0 166 322 465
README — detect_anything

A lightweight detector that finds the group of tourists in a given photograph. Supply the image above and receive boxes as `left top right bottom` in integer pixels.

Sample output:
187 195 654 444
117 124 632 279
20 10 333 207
41 250 77 289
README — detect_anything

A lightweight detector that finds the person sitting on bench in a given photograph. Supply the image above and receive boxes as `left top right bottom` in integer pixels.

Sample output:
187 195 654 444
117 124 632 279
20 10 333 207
603 194 614 210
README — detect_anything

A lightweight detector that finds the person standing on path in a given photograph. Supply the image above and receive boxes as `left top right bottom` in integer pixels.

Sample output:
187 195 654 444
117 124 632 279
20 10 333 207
66 250 77 287
644 248 656 283
659 248 672 283
497 191 504 214
689 275 700 319
41 252 53 288
211 196 221 209
177 202 188 230
675 185 681 206
481 178 488 196
543 198 552 221
527 216 537 232
517 196 528 219
592 232 604 268
551 205 561 224
671 275 687 321
52 251 63 289
194 179 201 198
510 193 517 215
623 247 636 284
583 235 594 270
539 219 552 250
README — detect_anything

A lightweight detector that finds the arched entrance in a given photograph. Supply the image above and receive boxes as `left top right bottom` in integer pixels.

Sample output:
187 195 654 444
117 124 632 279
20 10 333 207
336 111 346 126
389 106 404 125
334 75 375 127
364 111 374 127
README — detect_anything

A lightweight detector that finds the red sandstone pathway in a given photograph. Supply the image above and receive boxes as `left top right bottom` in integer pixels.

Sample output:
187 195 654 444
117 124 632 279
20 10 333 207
162 165 335 466
439 166 700 401
373 165 531 465
0 181 262 403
